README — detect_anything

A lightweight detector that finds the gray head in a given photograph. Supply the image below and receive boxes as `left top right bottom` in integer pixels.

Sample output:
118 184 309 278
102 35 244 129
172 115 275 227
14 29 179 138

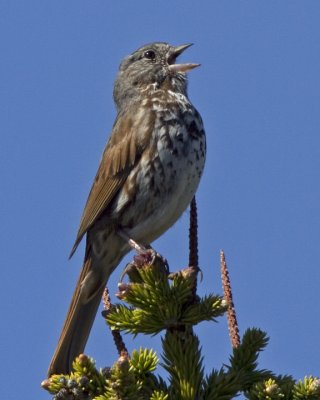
113 42 199 109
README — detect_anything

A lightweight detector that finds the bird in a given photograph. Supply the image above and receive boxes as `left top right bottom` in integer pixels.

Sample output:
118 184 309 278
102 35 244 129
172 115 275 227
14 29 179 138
48 42 206 376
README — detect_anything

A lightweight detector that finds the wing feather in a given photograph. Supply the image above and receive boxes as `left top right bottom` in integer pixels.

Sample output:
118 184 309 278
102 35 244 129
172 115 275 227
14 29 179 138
69 105 154 257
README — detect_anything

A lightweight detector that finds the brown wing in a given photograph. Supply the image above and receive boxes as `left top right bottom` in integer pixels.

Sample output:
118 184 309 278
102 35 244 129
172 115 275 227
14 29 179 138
69 105 155 257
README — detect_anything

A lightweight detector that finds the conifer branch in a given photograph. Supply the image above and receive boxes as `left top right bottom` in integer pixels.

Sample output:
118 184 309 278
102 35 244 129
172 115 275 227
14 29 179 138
42 241 319 399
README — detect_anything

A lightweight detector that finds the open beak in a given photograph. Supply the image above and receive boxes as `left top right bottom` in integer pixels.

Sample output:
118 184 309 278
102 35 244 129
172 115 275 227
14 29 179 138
168 43 200 73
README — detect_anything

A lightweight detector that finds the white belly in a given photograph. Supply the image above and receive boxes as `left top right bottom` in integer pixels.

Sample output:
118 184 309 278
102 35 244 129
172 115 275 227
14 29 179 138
114 103 206 244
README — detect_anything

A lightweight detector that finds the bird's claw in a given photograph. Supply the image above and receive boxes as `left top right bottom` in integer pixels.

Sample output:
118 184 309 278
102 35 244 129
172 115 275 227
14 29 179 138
120 248 169 283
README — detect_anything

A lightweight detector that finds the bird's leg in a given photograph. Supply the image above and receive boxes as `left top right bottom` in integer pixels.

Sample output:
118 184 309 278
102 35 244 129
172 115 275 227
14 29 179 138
117 229 150 254
117 229 168 270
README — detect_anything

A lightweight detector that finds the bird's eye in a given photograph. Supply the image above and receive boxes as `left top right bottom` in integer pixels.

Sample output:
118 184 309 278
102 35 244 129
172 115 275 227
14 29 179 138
144 50 156 60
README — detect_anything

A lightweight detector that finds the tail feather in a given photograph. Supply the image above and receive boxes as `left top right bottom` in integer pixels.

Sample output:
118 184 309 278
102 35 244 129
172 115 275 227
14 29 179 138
48 254 107 376
48 230 129 377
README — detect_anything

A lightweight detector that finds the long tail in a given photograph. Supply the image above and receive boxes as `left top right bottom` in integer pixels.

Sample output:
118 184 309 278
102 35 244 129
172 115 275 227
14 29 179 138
48 251 110 376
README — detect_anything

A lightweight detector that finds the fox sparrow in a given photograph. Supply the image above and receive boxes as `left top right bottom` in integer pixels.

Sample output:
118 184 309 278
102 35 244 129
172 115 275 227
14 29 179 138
48 42 206 375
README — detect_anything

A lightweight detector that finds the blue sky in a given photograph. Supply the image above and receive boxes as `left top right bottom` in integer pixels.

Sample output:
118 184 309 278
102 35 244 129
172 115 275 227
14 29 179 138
1 1 319 399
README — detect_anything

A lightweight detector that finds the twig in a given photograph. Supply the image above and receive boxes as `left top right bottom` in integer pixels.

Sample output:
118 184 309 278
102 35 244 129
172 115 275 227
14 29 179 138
189 196 199 268
188 197 200 299
220 250 240 348
102 287 128 357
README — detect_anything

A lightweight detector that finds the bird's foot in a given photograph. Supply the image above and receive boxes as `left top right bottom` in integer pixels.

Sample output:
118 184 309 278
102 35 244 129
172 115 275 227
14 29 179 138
118 230 168 282
119 248 168 283
133 246 168 274
118 229 168 268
